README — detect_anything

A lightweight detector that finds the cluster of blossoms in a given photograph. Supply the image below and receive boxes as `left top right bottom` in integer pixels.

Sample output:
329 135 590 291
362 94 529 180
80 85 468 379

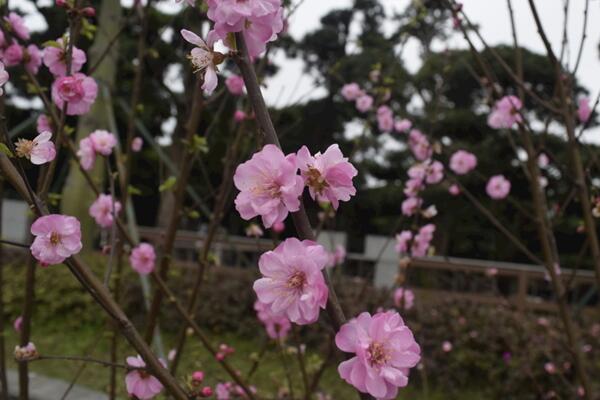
77 129 117 170
395 224 436 258
487 95 522 129
215 343 235 361
189 371 213 398
14 342 39 361
233 144 357 228
0 13 40 74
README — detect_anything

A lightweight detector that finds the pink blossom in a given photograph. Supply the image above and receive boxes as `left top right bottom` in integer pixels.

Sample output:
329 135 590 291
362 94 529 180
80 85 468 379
577 97 592 123
487 95 522 129
486 175 511 200
333 244 346 265
13 316 23 332
200 386 213 397
215 382 232 399
401 197 422 216
43 38 87 77
449 150 477 175
24 45 42 75
6 13 30 41
341 83 363 101
355 95 373 113
412 224 435 257
125 355 164 400
403 177 423 197
394 119 412 133
271 220 285 233
442 341 453 352
14 132 56 165
393 288 415 310
254 299 291 339
544 362 556 375
36 114 52 134
408 129 432 161
89 194 121 228
14 342 38 361
335 311 421 399
425 160 444 184
181 29 222 96
30 214 82 265
234 110 247 122
0 62 8 95
89 130 117 156
192 371 205 384
377 106 394 132
225 74 245 95
395 231 412 254
3 44 23 67
296 144 357 209
448 184 460 196
234 144 304 228
537 153 549 168
129 243 156 275
51 73 98 115
131 137 143 152
253 238 329 325
77 137 96 171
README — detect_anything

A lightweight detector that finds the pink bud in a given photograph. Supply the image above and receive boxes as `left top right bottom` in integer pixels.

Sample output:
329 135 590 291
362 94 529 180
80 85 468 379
192 370 205 383
82 7 95 17
216 352 225 361
200 386 213 397
56 0 67 7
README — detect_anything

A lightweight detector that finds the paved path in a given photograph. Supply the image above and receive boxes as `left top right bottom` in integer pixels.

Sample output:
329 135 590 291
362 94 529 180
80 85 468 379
7 369 108 400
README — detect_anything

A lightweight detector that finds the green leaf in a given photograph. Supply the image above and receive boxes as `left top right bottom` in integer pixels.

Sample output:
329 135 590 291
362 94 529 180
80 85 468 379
0 143 14 158
159 176 177 192
128 185 142 195
64 125 75 136
187 210 200 219
42 40 62 49
190 135 209 154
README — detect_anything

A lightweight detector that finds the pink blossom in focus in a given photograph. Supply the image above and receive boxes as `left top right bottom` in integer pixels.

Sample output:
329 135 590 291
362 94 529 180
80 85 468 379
254 299 291 339
401 197 422 216
341 83 363 101
24 45 42 75
449 150 477 175
578 97 592 123
51 73 98 115
225 74 245 95
394 119 412 133
486 175 511 200
296 144 357 209
30 214 82 265
181 29 220 94
335 311 421 399
355 95 373 113
3 44 23 67
393 288 415 310
125 355 164 400
129 243 156 275
89 130 117 156
89 194 122 228
448 184 460 196
442 341 453 352
14 132 56 165
77 137 96 171
395 231 412 254
13 316 22 332
253 238 329 325
131 137 143 152
487 95 522 129
234 144 304 228
0 62 8 95
43 38 87 77
377 105 394 132
6 12 30 40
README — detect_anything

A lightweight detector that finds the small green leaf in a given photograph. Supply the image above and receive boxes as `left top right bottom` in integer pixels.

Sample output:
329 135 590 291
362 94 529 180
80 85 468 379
159 176 177 192
0 143 14 158
187 210 200 219
128 185 142 195
42 40 62 49
190 135 209 154
64 125 75 136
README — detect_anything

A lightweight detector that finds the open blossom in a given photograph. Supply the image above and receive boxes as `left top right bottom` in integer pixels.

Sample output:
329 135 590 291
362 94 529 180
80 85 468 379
131 137 143 152
448 184 460 196
394 119 412 133
412 224 435 257
425 160 444 184
14 132 56 165
181 29 222 96
377 106 394 132
253 238 329 325
24 45 42 75
89 194 121 228
43 38 87 77
0 62 8 95
486 175 511 200
30 214 82 265
401 197 422 216
206 0 284 58
578 97 592 123
335 311 421 399
296 144 357 209
89 130 117 156
77 137 96 170
225 74 245 95
487 95 522 129
6 12 29 40
234 144 304 228
3 43 23 67
14 342 38 361
449 150 477 175
125 355 164 400
51 73 98 115
395 231 412 254
355 94 373 113
408 129 432 161
393 288 415 310
254 300 291 339
129 243 156 275
341 83 363 101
